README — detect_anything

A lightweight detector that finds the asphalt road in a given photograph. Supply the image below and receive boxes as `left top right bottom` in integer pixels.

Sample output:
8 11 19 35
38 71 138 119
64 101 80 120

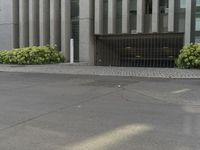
0 72 200 150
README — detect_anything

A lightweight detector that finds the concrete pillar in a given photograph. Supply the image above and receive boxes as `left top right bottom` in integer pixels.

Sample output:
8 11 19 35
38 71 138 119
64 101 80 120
95 0 103 34
0 0 19 50
29 0 39 46
185 0 196 44
79 0 94 65
50 0 61 49
137 0 145 33
11 0 19 49
19 0 29 47
168 0 175 32
152 0 159 33
122 0 130 33
61 0 71 61
108 0 116 34
39 0 50 46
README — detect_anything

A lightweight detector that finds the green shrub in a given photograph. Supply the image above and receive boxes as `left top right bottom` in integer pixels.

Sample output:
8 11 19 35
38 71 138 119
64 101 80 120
176 43 200 69
0 46 65 65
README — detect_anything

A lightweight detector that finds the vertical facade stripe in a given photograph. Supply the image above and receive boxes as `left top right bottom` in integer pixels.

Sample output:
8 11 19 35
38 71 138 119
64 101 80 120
108 0 116 34
39 0 50 46
61 0 71 61
168 0 175 32
185 0 193 44
122 0 130 33
19 0 29 48
152 0 159 33
50 0 61 48
137 0 145 33
95 0 103 34
12 0 19 49
29 0 39 46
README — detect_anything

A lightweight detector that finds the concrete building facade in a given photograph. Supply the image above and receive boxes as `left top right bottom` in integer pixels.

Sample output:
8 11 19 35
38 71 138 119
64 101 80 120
0 0 199 66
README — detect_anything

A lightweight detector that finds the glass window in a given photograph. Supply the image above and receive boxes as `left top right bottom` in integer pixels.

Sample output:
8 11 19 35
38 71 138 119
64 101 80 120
103 0 108 34
195 36 200 43
130 0 137 33
160 0 168 14
159 0 168 33
180 0 186 8
116 0 122 33
194 0 200 42
197 0 200 6
145 0 152 14
174 0 186 32
71 0 79 62
195 16 200 31
175 0 186 10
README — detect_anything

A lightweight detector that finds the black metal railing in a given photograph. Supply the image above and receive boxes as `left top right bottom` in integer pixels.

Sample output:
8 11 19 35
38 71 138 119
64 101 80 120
95 33 184 68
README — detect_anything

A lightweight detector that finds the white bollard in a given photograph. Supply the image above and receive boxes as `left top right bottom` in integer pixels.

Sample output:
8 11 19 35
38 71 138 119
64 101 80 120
70 38 74 64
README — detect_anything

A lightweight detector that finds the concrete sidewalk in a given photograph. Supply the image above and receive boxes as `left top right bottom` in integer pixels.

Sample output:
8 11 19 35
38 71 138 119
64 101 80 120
0 64 199 79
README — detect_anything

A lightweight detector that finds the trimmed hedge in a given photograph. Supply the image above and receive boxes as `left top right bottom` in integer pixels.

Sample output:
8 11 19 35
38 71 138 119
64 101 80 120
0 46 65 65
176 43 200 69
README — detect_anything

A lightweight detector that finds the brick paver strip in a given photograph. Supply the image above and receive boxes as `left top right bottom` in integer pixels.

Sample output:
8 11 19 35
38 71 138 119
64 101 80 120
0 64 199 79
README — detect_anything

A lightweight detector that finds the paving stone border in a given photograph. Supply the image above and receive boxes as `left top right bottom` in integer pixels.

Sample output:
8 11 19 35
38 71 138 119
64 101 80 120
0 64 199 79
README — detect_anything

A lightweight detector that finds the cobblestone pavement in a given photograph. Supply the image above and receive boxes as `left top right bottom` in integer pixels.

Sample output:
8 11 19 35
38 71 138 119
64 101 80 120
0 64 199 79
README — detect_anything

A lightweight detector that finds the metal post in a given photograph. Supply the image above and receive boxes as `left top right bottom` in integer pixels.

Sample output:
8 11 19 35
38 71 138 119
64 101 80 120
70 38 74 64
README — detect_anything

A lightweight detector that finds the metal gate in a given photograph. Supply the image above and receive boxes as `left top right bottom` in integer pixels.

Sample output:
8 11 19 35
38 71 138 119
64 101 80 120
95 33 184 68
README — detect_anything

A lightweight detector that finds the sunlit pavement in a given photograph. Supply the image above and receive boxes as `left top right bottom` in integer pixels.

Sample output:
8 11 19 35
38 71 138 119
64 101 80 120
0 72 200 150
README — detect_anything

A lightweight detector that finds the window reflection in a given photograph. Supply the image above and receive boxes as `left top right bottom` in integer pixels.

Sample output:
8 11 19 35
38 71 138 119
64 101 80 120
159 0 168 33
174 0 186 32
103 0 108 34
130 0 137 33
71 0 79 62
145 0 152 14
195 0 200 42
116 0 122 33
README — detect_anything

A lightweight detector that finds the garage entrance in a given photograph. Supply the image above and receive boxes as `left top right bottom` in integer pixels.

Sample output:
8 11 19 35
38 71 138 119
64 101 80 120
95 33 184 68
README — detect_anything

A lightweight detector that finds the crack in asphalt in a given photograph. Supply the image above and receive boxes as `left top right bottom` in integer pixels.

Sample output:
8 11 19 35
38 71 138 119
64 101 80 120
0 88 118 133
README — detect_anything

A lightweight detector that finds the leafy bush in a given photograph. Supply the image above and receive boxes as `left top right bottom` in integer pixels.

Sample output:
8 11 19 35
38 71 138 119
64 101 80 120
0 46 65 65
176 43 200 69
